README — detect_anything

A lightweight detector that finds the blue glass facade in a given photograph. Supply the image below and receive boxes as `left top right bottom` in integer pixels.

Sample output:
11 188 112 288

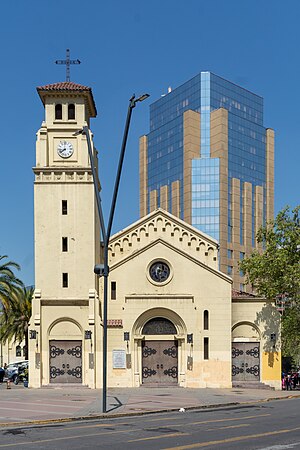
147 73 201 217
192 158 220 240
146 72 267 244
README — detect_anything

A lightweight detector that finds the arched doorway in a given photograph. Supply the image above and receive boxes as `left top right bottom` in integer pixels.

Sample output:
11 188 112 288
48 319 82 384
142 317 178 385
232 322 261 382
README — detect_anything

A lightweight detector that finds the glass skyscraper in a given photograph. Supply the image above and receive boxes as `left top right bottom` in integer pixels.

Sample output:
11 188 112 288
140 72 274 291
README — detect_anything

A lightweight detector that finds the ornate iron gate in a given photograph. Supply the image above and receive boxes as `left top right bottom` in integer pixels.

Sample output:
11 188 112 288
142 340 178 385
232 342 260 381
49 340 82 384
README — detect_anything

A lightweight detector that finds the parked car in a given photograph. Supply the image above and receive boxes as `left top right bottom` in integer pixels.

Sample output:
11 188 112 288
0 367 4 383
5 360 29 385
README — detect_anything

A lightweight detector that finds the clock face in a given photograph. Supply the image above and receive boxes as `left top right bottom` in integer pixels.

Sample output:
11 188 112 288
149 261 170 283
57 141 74 158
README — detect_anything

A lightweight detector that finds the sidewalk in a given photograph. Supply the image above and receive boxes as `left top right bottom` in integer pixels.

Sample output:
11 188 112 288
0 383 299 426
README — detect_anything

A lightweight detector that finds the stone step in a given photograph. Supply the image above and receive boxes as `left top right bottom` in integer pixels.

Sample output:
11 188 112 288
232 381 275 390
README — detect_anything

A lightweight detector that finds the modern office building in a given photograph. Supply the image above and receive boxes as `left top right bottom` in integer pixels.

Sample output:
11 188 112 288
140 72 274 290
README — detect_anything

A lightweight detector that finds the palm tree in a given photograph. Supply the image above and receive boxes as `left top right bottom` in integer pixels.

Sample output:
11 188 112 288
0 255 22 309
0 286 33 360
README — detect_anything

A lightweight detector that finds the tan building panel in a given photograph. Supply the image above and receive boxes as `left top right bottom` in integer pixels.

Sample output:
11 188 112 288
171 180 180 218
231 178 241 249
266 128 275 222
255 185 264 252
139 135 148 218
211 108 229 275
183 110 200 224
160 185 169 211
149 189 158 212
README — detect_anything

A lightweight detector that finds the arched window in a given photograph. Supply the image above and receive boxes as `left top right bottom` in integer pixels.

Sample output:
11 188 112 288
204 310 209 330
16 345 21 357
68 103 75 120
55 104 62 120
142 317 177 335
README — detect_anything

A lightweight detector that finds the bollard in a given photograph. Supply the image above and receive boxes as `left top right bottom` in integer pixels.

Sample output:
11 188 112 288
6 380 11 389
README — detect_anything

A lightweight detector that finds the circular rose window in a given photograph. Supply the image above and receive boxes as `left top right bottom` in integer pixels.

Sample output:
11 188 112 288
149 261 170 283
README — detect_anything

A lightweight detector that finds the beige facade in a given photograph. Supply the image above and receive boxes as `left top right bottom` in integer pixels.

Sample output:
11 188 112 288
29 82 101 388
232 293 281 390
29 83 280 390
1 341 27 366
104 209 231 388
101 209 281 389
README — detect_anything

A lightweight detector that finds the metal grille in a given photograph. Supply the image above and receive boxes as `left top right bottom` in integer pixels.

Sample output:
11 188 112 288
142 340 178 385
232 342 260 381
49 340 82 384
142 318 177 335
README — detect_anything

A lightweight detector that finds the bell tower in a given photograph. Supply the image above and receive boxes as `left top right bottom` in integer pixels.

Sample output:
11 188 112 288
30 82 101 388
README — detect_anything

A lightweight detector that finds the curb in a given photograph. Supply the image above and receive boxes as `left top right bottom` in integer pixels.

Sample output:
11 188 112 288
0 394 300 429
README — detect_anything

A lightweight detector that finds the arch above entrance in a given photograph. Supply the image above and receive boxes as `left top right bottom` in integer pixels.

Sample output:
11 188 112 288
232 321 261 341
133 308 187 337
48 318 83 385
48 318 82 338
143 317 177 335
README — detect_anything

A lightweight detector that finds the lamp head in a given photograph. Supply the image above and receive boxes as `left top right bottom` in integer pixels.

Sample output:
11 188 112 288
136 93 150 102
73 129 83 136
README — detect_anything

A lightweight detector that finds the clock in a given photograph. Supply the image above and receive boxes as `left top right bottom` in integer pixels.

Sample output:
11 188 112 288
57 141 74 158
149 261 170 283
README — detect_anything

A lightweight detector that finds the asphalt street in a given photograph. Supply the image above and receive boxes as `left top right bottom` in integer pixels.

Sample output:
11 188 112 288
0 398 300 449
1 384 299 424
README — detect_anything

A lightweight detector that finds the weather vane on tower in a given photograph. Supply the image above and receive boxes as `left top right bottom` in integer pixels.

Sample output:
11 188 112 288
55 49 81 82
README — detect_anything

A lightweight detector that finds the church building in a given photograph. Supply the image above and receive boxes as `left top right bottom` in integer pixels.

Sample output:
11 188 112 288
29 81 281 390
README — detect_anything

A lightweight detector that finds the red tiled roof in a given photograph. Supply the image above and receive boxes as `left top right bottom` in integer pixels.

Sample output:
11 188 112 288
37 81 97 117
37 81 92 92
232 288 257 299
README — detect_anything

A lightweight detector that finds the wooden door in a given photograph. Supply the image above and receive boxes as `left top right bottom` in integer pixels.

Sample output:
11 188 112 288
232 342 260 381
49 340 82 384
142 340 178 385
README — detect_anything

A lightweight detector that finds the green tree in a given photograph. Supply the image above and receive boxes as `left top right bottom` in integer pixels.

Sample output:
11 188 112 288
0 285 33 360
240 206 300 358
0 255 22 307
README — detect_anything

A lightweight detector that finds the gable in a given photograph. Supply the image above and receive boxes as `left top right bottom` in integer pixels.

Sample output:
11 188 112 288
110 238 231 284
109 209 219 271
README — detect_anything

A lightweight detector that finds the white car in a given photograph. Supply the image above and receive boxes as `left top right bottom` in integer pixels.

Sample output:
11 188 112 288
5 360 29 384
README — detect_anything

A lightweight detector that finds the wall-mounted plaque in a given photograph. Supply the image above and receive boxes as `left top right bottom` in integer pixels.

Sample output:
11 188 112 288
113 349 126 369
89 353 94 369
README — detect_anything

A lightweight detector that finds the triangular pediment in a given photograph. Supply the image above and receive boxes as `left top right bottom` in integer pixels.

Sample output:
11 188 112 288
110 237 231 283
109 209 222 273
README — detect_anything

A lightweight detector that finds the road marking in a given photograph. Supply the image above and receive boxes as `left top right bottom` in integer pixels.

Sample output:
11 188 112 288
189 413 270 425
128 432 188 442
162 425 300 449
21 412 268 433
259 443 300 449
0 412 271 447
217 423 250 430
148 416 183 422
54 421 130 430
0 429 139 447
128 413 270 433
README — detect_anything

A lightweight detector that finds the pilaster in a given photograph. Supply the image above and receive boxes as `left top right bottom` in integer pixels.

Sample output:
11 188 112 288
139 135 148 218
183 110 200 224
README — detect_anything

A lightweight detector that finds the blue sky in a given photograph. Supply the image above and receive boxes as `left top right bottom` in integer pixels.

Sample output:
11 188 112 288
0 0 299 286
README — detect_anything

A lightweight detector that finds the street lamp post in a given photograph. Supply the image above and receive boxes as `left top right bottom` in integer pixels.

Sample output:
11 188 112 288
75 93 149 413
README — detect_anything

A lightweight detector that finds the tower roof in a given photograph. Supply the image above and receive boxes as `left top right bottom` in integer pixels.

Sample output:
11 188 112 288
37 81 97 117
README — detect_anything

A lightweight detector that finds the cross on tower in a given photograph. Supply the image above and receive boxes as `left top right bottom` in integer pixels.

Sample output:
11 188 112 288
55 49 81 82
